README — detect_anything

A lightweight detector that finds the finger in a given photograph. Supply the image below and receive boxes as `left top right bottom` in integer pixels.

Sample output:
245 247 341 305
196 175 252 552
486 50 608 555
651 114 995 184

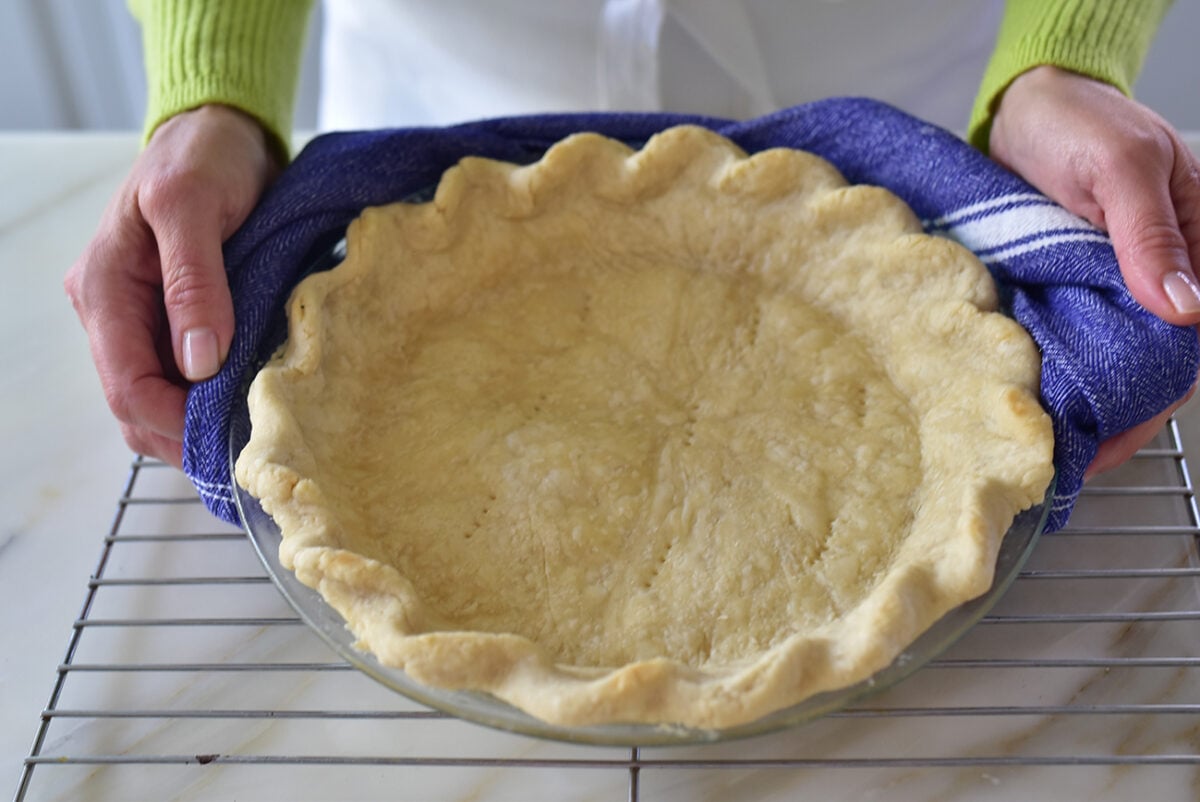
1085 410 1169 480
1098 142 1200 326
1169 143 1200 300
121 422 184 468
67 219 189 443
1085 384 1196 480
139 182 235 383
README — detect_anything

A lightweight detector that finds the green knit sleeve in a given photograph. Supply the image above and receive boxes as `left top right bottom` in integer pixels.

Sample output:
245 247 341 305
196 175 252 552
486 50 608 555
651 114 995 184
128 0 315 161
967 0 1171 152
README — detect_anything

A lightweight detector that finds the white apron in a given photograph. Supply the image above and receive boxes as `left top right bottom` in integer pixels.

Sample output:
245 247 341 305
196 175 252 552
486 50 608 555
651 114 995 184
318 0 1003 133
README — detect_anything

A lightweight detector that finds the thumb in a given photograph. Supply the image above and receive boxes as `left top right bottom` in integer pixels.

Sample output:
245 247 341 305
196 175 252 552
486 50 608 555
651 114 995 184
1098 145 1200 326
156 212 235 383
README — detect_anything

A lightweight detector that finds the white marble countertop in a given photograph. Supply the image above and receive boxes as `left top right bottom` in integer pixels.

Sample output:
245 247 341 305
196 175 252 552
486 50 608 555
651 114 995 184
3 132 1200 801
0 133 142 781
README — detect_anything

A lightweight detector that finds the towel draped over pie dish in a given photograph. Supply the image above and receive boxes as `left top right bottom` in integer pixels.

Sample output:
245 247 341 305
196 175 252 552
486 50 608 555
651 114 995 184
182 98 1200 533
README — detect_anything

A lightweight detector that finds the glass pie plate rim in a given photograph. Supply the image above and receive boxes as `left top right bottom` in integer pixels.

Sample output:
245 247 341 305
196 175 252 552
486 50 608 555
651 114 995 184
228 241 1054 747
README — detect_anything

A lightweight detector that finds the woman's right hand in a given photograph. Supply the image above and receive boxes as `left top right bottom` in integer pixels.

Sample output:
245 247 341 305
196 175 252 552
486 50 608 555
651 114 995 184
989 66 1200 477
65 104 281 467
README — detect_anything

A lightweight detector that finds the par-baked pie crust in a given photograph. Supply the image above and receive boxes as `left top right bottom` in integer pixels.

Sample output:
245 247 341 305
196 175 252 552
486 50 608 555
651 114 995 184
234 125 1054 730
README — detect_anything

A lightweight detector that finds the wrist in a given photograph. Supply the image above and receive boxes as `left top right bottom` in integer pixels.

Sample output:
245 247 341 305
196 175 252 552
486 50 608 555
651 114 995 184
989 66 1053 162
151 104 283 171
990 66 1115 167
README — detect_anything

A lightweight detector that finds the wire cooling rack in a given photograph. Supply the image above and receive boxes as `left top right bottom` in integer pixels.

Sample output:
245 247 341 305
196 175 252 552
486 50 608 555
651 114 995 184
13 420 1200 801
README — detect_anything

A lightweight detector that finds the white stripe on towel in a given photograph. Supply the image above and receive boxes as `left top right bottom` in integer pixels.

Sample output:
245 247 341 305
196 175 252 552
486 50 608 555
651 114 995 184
939 201 1102 256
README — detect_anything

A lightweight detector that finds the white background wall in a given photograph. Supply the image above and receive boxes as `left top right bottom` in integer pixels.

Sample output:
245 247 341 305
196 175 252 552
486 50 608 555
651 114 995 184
2 0 148 130
0 0 323 133
0 0 1195 134
1131 0 1199 131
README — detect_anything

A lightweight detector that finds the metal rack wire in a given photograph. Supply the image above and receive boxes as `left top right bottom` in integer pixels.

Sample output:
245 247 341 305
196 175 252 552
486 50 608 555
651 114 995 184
13 420 1200 801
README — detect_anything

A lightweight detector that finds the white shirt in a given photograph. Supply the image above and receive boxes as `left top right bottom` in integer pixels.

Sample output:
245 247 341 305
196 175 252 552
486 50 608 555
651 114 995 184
318 0 1003 133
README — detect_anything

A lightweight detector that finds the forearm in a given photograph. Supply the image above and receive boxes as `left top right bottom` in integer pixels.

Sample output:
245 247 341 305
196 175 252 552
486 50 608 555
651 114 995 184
129 0 315 161
968 0 1171 151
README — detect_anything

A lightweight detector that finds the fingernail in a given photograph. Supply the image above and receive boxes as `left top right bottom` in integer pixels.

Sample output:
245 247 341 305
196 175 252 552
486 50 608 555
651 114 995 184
1162 271 1200 316
182 327 220 381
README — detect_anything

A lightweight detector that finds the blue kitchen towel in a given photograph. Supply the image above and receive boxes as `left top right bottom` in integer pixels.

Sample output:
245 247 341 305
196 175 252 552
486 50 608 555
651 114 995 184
184 98 1199 533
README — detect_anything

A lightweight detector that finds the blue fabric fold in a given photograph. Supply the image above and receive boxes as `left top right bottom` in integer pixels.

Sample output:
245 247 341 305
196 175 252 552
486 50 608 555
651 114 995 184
185 98 1199 532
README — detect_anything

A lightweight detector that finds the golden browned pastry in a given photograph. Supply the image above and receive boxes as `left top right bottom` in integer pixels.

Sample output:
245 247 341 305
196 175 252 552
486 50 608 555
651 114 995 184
235 125 1054 730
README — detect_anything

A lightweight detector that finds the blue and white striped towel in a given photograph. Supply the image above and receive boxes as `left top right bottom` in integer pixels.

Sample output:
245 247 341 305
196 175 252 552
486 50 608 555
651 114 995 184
184 98 1199 532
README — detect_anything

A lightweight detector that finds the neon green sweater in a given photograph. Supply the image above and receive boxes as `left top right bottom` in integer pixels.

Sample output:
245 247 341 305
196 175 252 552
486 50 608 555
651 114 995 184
129 0 315 162
968 0 1171 149
129 0 1171 158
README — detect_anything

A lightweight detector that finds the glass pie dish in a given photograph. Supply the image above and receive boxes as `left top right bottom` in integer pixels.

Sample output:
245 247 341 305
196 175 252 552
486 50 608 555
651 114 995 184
228 240 1054 747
